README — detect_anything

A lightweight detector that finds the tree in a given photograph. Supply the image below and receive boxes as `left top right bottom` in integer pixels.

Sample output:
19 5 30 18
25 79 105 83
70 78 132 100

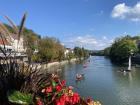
56 42 65 61
37 37 65 63
103 47 111 56
74 47 89 59
74 47 82 59
23 31 39 62
67 52 75 61
110 37 138 63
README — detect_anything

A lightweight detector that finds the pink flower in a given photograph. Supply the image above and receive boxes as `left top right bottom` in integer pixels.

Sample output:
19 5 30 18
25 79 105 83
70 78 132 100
68 86 74 90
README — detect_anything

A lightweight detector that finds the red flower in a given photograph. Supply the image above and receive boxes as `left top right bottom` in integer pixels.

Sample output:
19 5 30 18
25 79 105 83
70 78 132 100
72 92 80 103
36 99 43 105
61 80 66 86
55 98 65 105
65 93 80 104
55 99 61 105
45 86 52 93
61 95 66 100
85 98 92 104
56 85 62 92
68 96 73 104
65 95 70 102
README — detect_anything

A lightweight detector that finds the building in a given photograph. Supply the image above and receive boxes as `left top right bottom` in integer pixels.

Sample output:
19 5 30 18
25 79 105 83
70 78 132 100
0 34 25 53
64 48 74 58
0 39 12 52
10 34 25 52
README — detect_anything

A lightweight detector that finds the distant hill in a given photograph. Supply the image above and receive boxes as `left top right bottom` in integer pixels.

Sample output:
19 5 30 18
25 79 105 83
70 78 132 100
4 23 41 39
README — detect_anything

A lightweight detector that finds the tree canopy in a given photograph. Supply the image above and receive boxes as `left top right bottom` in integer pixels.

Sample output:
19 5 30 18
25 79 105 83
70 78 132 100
36 37 65 63
110 36 138 63
74 47 89 59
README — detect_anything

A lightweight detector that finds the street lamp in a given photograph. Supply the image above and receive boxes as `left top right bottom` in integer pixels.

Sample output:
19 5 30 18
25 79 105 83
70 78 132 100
128 49 133 71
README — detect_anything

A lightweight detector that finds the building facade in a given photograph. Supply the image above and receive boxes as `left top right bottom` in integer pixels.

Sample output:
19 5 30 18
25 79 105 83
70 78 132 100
0 34 25 53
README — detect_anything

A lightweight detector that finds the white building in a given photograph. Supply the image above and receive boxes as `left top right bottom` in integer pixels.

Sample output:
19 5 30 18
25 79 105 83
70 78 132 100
10 34 25 52
64 48 74 58
0 34 25 53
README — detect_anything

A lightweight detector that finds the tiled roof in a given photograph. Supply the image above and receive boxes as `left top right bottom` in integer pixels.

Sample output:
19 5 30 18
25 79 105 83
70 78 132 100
0 39 11 45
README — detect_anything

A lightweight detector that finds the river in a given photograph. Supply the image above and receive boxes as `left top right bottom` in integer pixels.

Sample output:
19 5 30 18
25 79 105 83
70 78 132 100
49 56 140 105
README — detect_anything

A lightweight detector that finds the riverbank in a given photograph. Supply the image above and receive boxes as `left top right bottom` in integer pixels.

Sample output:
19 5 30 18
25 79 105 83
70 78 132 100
38 58 78 71
47 58 77 68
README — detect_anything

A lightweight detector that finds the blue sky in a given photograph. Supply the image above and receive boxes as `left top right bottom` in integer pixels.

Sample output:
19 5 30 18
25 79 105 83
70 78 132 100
0 0 140 50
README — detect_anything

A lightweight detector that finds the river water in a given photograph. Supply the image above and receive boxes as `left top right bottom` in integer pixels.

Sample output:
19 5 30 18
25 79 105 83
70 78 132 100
49 56 140 105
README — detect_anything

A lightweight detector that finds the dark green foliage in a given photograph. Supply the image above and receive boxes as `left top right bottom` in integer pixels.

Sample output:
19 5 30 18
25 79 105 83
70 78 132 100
90 50 104 56
74 47 89 59
4 24 16 33
37 37 65 63
103 47 111 56
110 36 138 63
67 52 75 61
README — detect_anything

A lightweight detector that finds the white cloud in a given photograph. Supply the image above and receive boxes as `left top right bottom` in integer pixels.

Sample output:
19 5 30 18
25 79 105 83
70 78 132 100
63 35 113 50
111 2 140 21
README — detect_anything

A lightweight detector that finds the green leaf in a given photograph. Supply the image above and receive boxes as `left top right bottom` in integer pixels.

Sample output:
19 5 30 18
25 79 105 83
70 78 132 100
52 80 56 87
58 93 62 97
8 90 34 105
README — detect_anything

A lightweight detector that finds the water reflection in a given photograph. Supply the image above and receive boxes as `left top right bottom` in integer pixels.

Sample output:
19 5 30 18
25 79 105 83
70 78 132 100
128 72 132 82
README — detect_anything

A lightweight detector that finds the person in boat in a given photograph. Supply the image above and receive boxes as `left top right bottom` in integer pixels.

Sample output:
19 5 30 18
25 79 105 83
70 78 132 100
83 64 87 68
76 74 83 80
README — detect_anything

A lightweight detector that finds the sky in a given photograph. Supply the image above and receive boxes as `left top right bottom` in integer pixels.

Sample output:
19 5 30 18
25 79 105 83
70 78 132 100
0 0 140 50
